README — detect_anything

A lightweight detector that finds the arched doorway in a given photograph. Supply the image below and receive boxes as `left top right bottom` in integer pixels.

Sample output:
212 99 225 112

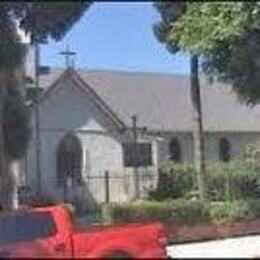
56 134 83 187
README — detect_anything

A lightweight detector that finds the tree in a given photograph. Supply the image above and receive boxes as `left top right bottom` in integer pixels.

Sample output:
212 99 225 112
153 2 207 199
169 2 260 106
0 2 92 209
0 44 28 209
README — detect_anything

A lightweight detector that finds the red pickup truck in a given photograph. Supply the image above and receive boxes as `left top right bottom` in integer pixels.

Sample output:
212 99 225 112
0 204 167 258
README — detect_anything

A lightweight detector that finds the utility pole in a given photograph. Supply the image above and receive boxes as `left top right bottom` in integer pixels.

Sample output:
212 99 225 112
132 114 140 200
190 54 206 200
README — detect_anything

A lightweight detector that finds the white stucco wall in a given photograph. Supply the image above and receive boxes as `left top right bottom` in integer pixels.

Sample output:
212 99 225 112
204 132 260 162
24 72 260 208
26 75 131 207
157 132 194 165
156 131 260 165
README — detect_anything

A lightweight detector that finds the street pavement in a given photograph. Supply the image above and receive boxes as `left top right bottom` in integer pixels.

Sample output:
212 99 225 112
166 235 260 258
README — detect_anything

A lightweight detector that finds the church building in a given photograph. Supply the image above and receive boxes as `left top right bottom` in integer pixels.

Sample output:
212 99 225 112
19 45 260 207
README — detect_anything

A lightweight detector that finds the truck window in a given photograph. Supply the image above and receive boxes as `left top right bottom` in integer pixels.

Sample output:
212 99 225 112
0 211 57 244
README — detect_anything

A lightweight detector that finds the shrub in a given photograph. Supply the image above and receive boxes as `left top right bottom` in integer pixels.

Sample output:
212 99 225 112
206 164 230 201
207 162 260 201
102 199 260 225
102 199 210 225
148 161 260 201
208 200 252 224
147 162 195 200
246 198 260 218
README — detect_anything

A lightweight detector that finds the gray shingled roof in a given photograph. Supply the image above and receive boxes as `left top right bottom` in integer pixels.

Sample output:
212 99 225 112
39 69 260 132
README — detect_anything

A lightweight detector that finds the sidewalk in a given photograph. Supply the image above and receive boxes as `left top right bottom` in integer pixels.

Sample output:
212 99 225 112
167 235 260 258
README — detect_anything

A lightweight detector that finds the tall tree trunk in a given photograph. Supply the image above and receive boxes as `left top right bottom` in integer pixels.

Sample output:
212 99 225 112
0 70 12 209
0 69 19 210
190 54 206 200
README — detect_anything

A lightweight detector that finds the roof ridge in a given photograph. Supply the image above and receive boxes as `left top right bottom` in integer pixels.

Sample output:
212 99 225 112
81 69 189 77
36 67 260 132
44 67 190 78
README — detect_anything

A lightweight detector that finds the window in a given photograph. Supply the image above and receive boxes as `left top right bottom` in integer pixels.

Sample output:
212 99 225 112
123 143 152 167
169 138 182 162
0 211 57 244
56 134 82 186
219 138 231 162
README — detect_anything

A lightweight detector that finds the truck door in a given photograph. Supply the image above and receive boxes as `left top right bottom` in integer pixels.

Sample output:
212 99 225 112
0 209 72 258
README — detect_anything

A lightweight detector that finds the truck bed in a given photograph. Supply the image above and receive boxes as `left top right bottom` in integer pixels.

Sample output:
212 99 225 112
72 221 166 258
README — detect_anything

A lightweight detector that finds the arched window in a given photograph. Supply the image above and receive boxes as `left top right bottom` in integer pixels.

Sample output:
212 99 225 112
219 138 231 162
169 138 182 162
56 134 82 186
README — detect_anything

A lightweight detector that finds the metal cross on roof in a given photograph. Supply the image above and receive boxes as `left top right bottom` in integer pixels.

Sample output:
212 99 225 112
59 44 76 69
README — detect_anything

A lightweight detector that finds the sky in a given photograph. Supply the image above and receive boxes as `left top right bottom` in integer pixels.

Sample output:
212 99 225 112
40 2 190 75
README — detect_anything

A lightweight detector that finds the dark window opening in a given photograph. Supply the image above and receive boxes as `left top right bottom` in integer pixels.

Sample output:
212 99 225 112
219 138 231 162
169 138 182 162
56 134 82 186
123 143 152 167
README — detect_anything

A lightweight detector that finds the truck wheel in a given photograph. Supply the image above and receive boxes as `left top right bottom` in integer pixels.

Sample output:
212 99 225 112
102 251 132 259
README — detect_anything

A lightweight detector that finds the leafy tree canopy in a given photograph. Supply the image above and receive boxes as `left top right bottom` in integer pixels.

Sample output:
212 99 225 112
160 2 260 106
169 2 258 54
0 1 93 160
153 2 186 54
0 2 93 42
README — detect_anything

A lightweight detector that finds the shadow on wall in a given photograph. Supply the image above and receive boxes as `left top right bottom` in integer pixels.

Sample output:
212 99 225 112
66 180 99 215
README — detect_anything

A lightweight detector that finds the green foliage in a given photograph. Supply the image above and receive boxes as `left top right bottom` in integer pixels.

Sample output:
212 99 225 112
147 162 195 200
0 2 93 159
207 162 260 201
102 199 209 225
154 2 207 200
170 2 257 54
154 2 260 106
246 198 260 218
153 2 255 54
103 199 260 225
148 161 260 201
208 200 252 224
153 2 185 54
202 28 260 106
21 2 92 41
0 2 92 209
0 2 92 42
